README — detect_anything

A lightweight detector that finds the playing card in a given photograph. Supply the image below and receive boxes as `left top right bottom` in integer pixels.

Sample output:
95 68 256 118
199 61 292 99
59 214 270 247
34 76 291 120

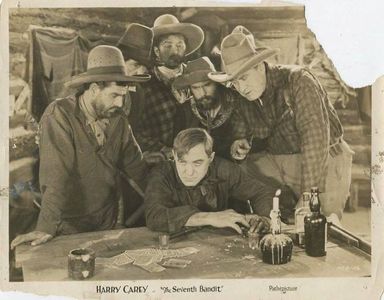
162 258 191 268
139 263 166 273
112 252 134 266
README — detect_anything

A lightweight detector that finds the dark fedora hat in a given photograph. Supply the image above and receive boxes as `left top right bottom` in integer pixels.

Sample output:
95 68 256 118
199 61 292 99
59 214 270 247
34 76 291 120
116 23 153 66
65 45 150 89
173 56 216 90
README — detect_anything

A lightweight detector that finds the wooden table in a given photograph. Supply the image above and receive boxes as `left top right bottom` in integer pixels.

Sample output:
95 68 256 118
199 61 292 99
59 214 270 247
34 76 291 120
15 226 371 281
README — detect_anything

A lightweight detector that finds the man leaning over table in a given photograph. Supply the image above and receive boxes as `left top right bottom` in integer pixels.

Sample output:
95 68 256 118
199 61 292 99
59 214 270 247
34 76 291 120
145 128 296 234
208 26 353 221
11 45 149 249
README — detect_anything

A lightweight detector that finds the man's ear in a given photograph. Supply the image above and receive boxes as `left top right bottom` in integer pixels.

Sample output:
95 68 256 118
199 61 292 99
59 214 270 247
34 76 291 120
172 149 177 160
89 83 100 95
209 152 215 163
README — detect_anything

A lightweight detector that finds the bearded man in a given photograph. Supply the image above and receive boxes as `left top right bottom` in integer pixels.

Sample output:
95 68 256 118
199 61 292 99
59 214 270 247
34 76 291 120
173 56 243 160
133 14 204 163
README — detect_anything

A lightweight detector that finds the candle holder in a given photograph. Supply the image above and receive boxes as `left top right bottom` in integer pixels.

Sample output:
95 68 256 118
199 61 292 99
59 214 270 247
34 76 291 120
259 193 293 265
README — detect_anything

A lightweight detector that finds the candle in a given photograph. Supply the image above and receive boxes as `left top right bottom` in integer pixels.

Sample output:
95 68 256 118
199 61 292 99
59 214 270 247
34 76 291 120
273 196 279 211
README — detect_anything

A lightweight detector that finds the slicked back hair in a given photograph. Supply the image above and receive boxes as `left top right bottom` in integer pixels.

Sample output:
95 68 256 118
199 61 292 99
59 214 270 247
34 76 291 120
173 128 213 159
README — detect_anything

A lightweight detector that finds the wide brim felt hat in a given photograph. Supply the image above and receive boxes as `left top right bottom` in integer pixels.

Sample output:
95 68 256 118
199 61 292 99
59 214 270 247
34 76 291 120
153 14 204 56
173 56 216 89
116 23 154 66
208 32 278 83
65 45 150 89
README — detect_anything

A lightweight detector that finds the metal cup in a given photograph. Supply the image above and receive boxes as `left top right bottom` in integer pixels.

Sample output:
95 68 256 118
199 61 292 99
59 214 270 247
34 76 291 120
68 248 95 280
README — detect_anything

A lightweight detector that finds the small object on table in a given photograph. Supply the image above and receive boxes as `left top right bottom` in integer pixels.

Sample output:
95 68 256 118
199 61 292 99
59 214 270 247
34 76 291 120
259 193 293 265
162 258 191 269
248 231 260 250
159 233 170 250
68 248 95 280
294 192 311 247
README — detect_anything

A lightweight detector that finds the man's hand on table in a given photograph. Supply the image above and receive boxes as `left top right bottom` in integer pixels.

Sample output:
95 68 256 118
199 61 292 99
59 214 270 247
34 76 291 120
11 231 53 250
186 209 250 234
245 214 271 234
185 209 271 235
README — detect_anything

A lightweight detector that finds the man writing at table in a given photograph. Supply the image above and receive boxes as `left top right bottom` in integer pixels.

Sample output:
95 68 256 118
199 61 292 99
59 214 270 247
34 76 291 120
145 128 296 234
11 45 149 249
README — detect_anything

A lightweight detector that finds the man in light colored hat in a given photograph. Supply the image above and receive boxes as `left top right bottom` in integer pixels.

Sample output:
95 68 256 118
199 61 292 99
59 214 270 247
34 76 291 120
133 14 204 163
145 128 297 234
208 27 353 221
172 56 243 160
11 45 150 248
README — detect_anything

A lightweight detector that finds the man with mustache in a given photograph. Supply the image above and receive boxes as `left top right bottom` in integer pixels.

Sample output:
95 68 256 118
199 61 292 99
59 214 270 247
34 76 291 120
11 46 150 248
172 56 243 160
133 14 204 163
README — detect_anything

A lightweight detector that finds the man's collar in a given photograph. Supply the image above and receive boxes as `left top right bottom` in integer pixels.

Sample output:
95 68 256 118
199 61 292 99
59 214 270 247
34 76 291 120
259 62 273 101
190 87 234 128
154 64 185 85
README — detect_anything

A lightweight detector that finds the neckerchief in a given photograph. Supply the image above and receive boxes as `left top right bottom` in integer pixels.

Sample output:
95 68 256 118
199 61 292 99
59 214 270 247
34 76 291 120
154 65 191 104
79 95 110 146
190 90 234 131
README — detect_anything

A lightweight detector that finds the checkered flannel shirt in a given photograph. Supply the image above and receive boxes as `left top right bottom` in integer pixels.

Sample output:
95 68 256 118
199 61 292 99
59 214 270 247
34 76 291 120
133 68 185 152
231 63 344 193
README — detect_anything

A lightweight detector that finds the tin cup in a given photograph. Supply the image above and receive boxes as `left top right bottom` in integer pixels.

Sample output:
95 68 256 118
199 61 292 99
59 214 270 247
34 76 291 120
68 248 95 280
159 233 170 250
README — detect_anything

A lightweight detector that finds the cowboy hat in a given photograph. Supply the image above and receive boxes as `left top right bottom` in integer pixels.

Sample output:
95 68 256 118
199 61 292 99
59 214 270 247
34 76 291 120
116 23 153 66
208 31 278 83
152 14 204 56
65 45 151 88
173 56 216 90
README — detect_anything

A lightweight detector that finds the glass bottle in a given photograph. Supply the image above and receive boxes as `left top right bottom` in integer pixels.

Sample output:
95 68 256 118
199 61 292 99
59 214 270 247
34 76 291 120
304 187 327 257
295 192 311 247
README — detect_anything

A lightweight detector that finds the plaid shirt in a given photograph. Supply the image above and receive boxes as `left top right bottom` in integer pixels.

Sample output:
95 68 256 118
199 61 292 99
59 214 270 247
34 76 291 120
133 67 188 152
232 63 343 194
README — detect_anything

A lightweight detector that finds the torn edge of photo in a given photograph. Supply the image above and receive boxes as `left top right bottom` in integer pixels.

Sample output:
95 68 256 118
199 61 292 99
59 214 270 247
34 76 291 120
1 0 384 299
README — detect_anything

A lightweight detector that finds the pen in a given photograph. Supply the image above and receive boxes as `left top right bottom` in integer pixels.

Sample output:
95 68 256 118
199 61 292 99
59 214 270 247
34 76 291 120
247 200 254 214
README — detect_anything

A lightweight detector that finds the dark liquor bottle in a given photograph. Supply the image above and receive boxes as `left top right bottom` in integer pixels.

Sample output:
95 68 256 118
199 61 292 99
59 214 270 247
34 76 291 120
304 187 327 257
